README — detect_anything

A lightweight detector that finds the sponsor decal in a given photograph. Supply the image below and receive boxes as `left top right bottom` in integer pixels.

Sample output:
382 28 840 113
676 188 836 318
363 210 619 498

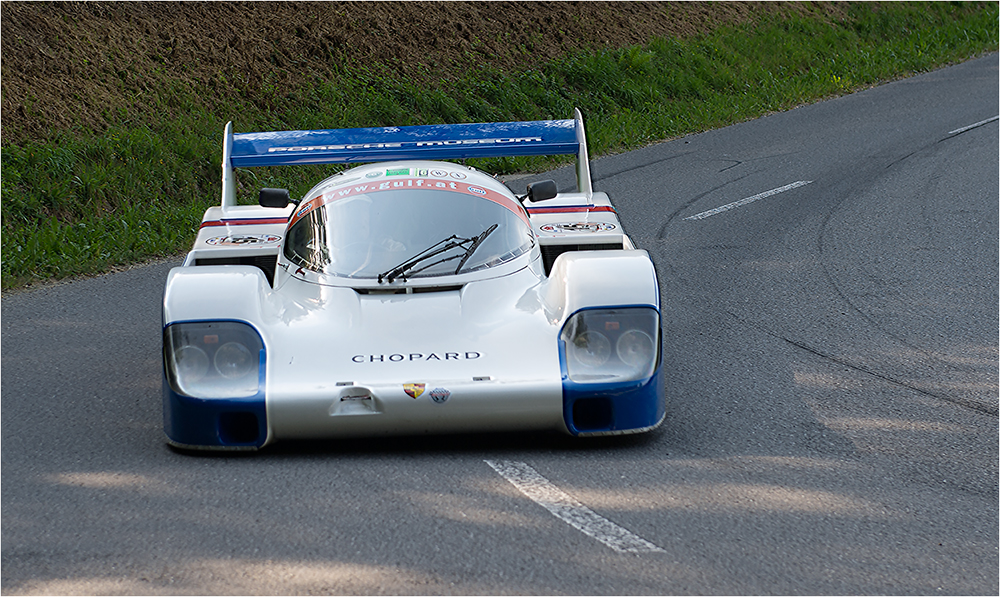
366 171 383 179
352 351 481 363
416 137 542 148
417 169 430 176
386 167 410 176
430 169 448 178
206 233 282 246
403 383 426 399
429 388 451 404
266 137 545 154
538 222 616 234
269 142 404 153
297 201 317 217
287 178 529 228
449 172 467 180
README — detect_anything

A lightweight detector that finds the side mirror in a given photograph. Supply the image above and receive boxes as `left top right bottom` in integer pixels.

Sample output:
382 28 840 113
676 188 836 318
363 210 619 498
525 180 558 202
259 188 291 208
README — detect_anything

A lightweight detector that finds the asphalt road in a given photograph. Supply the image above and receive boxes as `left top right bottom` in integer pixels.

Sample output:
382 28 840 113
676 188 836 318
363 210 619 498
2 55 997 595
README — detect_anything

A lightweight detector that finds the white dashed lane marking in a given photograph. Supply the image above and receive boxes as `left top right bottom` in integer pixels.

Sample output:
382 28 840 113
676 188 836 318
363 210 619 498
948 115 998 135
485 460 666 553
684 180 813 221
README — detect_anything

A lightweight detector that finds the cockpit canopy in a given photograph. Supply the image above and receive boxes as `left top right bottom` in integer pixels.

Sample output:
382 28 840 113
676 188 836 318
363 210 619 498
283 168 534 280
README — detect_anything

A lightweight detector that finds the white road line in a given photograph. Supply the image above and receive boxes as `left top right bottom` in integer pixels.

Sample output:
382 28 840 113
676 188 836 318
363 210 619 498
484 460 665 553
684 180 813 221
948 115 999 135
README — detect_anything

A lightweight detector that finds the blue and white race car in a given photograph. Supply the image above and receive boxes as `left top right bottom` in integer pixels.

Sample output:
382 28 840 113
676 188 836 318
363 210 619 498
162 110 664 450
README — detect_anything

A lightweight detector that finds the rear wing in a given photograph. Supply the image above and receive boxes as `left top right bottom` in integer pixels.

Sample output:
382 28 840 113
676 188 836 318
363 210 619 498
220 109 592 211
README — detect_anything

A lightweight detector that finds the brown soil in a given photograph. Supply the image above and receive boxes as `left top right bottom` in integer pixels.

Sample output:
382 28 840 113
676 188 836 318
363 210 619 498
0 1 843 144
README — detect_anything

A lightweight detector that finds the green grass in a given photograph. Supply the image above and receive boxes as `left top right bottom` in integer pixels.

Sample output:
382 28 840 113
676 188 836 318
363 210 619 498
2 2 996 289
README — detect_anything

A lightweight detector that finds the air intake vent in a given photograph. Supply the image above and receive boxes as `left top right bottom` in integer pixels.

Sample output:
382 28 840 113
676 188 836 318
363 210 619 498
195 255 278 286
540 243 623 274
355 284 463 295
572 397 613 432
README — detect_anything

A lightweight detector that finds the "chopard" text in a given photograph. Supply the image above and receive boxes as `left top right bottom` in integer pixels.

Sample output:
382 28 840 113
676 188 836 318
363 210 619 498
352 352 481 363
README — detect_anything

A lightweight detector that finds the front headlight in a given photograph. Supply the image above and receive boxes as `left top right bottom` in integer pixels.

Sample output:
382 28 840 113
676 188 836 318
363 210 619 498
164 321 263 398
561 308 659 383
214 341 256 379
174 345 210 382
569 330 612 367
616 329 655 368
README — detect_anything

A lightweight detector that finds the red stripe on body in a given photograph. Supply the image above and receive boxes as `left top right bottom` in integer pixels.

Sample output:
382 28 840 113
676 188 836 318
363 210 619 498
200 218 289 228
525 205 616 215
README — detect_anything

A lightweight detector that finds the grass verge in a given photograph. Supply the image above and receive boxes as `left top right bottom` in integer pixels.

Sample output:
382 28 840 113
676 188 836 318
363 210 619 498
2 2 996 290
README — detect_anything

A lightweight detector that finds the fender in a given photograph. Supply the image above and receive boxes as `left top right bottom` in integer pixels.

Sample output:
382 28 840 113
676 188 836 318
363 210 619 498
542 250 659 322
163 265 275 326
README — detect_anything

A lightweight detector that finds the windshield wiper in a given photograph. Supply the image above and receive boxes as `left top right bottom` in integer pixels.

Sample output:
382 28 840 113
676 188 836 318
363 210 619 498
377 224 498 284
454 223 498 275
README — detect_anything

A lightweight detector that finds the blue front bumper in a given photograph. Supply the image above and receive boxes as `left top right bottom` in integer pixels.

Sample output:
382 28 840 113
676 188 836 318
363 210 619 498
163 379 268 450
561 367 665 436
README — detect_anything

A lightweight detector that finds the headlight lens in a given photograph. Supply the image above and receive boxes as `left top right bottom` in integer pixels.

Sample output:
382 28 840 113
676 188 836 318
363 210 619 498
164 322 263 398
175 345 210 382
616 329 655 368
561 308 659 383
214 342 255 379
569 331 611 367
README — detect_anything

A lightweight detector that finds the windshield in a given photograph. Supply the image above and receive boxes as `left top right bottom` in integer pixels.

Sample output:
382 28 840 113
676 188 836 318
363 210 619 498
284 186 533 280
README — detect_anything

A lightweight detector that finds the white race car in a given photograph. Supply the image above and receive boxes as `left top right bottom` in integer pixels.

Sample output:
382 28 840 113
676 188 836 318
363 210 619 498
162 110 664 450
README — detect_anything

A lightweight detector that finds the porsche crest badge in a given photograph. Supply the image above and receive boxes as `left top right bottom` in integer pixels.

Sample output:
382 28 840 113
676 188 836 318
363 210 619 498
403 383 426 399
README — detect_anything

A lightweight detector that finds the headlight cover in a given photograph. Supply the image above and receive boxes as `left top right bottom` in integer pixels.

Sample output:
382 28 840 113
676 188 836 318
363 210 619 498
560 308 660 383
164 321 264 398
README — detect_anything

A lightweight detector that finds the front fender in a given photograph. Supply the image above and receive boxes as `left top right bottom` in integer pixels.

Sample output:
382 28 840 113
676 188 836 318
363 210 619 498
542 250 659 320
163 265 275 325
540 250 664 435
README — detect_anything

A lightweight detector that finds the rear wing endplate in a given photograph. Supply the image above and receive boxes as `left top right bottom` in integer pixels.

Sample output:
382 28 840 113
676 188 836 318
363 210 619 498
220 109 592 210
